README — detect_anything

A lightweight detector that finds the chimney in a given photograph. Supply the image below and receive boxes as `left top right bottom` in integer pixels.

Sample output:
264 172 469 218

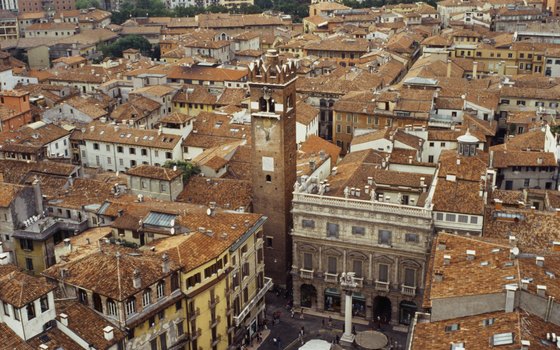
456 158 461 165
133 269 141 289
520 340 530 350
443 254 451 265
420 177 426 188
367 176 373 186
331 167 338 176
60 313 68 326
162 253 170 273
447 59 452 78
537 157 543 165
64 238 72 253
472 61 478 79
39 345 48 350
494 198 503 210
309 159 316 171
434 270 443 282
537 285 547 297
505 284 517 312
32 179 44 214
466 250 476 261
536 256 545 267
437 241 446 251
103 326 114 341
521 278 531 290
319 150 326 160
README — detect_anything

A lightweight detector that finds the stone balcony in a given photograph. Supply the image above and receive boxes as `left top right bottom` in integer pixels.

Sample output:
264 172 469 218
401 284 416 296
375 280 390 292
299 268 314 280
324 272 339 283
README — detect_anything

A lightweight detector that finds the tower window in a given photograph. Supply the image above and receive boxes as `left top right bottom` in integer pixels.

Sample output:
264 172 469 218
259 97 267 112
266 175 271 182
268 99 275 113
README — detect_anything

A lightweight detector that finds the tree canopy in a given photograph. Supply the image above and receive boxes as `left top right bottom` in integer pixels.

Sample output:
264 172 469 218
110 0 310 24
99 35 153 58
76 0 101 8
163 160 200 183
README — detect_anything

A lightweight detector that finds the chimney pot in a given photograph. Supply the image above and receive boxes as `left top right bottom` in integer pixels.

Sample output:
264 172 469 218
60 313 68 326
162 253 170 273
103 326 114 341
537 285 547 297
466 250 476 260
536 256 545 267
133 269 141 289
443 254 451 265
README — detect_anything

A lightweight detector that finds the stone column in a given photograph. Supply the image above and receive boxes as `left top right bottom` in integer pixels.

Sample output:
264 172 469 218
340 290 355 346
292 242 298 267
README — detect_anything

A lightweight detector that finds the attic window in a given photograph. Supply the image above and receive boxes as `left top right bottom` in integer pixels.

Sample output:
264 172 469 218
491 332 514 346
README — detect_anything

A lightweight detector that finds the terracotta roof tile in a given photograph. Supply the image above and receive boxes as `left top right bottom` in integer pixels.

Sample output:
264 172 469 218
0 265 56 308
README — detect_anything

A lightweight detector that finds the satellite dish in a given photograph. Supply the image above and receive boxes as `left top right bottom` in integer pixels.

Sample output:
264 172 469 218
206 208 212 216
170 227 175 235
511 247 520 256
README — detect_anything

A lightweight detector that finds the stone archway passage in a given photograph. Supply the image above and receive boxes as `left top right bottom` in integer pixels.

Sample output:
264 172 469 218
372 296 392 324
300 284 317 308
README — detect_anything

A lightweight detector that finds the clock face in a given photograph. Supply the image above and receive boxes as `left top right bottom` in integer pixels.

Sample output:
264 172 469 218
262 118 272 128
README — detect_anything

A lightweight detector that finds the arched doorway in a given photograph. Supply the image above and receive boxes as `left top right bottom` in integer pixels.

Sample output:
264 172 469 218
399 300 417 325
300 284 316 308
373 296 392 324
324 288 341 312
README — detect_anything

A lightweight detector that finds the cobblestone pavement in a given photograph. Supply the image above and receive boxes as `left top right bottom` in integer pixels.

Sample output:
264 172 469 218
258 293 409 350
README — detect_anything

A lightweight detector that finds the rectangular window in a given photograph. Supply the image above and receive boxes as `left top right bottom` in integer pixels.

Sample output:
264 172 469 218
303 253 313 270
25 258 34 271
326 223 339 238
352 260 363 278
524 179 530 187
141 149 147 156
93 143 99 150
445 214 456 222
327 257 337 274
404 268 416 287
346 125 352 134
445 324 460 332
378 264 389 282
352 226 365 235
129 147 136 155
405 233 419 243
3 302 9 316
20 239 33 251
458 215 468 223
13 306 19 321
117 146 123 153
302 219 315 228
40 295 49 312
27 303 36 320
470 217 478 224
378 230 392 245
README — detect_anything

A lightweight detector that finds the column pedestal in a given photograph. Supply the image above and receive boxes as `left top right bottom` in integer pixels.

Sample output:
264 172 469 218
340 290 355 346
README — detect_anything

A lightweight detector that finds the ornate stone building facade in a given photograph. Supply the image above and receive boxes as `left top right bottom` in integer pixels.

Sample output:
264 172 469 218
291 190 433 325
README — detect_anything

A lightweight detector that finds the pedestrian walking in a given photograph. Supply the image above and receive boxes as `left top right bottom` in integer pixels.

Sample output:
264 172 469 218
300 326 305 336
300 308 304 319
335 335 340 344
291 309 295 318
328 316 333 328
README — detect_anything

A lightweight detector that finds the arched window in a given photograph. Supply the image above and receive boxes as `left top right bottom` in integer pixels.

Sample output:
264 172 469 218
259 97 267 112
106 299 117 317
142 289 151 307
157 281 165 299
125 297 136 316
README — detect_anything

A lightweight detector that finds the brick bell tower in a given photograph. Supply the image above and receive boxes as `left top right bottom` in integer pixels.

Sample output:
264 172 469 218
249 50 297 286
